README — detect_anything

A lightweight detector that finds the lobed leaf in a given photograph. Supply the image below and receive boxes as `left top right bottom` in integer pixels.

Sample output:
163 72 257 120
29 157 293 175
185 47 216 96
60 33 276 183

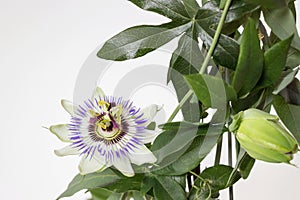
182 0 201 17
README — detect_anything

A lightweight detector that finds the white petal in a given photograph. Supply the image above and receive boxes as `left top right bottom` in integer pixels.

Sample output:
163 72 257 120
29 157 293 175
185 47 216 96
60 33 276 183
129 145 157 166
141 130 158 144
79 156 107 175
140 104 160 126
92 87 105 100
49 124 71 142
61 99 77 116
112 157 135 177
54 145 79 157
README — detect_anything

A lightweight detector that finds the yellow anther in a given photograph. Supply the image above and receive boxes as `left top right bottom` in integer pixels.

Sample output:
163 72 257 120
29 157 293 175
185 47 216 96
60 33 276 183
98 100 110 111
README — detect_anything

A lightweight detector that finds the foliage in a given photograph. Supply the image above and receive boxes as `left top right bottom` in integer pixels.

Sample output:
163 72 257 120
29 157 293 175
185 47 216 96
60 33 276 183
57 0 300 199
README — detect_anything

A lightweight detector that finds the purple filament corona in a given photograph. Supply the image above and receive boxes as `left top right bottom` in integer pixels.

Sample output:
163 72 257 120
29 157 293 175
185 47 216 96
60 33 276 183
68 96 148 162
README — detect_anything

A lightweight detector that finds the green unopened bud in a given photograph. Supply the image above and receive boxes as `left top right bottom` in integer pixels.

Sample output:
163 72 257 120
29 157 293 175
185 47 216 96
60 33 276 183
229 108 298 164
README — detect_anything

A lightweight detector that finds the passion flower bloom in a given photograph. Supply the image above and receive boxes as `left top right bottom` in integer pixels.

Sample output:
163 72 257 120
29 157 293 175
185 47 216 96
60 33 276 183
229 108 298 164
49 87 160 177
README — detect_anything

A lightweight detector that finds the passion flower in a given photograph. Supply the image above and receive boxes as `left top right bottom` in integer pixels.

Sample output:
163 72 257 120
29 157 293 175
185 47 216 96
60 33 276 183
229 108 298 164
49 87 160 177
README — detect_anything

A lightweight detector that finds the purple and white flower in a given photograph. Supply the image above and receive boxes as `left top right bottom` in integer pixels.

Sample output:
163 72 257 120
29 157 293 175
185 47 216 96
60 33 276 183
49 87 159 177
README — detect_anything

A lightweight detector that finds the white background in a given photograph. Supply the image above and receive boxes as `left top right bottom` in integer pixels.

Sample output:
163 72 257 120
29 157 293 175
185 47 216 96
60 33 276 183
1 0 300 199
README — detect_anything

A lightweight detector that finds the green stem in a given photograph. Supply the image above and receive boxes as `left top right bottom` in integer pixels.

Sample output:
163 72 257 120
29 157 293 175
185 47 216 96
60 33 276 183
167 0 233 122
214 136 223 165
199 0 232 74
228 132 233 200
167 90 193 122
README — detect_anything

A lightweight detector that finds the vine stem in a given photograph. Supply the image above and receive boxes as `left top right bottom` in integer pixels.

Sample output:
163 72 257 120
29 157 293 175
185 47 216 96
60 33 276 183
167 0 233 122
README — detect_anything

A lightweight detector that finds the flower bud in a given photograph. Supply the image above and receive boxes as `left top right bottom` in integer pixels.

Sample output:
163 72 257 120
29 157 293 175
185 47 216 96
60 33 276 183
229 108 298 164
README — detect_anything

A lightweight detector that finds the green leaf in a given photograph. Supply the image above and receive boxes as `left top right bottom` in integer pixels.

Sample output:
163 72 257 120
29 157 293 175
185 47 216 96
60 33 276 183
106 192 124 200
195 7 240 69
57 169 121 199
236 149 255 179
130 191 148 200
153 175 186 200
105 174 144 193
183 0 200 17
152 122 223 175
273 95 300 144
232 18 264 97
189 165 241 199
184 74 237 108
263 7 300 51
231 90 263 113
141 176 155 194
90 188 113 200
258 36 293 87
205 0 259 24
168 26 203 122
200 0 259 43
278 78 300 105
128 0 190 22
287 48 300 68
159 121 205 130
97 21 191 61
168 27 203 81
244 0 287 9
273 69 298 95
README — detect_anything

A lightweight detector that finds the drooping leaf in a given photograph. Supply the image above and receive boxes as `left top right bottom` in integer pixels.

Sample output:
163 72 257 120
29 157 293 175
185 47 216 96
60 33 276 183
97 21 191 61
273 95 300 144
185 74 237 108
189 165 241 199
57 169 121 199
232 18 264 97
263 7 300 51
258 36 293 88
195 7 240 69
168 26 203 122
128 0 190 22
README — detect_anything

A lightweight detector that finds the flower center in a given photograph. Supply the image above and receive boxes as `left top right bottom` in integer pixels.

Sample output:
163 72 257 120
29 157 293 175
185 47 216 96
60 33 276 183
92 101 123 140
